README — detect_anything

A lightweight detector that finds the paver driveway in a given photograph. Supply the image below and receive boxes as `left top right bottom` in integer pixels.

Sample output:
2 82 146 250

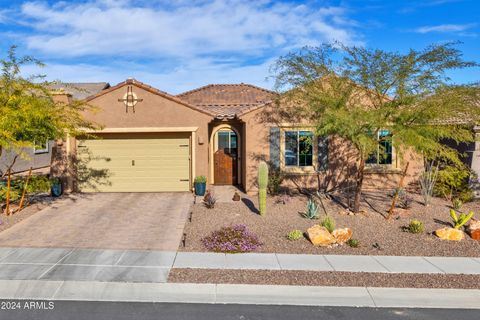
0 193 192 250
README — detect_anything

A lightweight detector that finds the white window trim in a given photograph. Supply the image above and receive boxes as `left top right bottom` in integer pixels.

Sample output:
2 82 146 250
34 140 49 154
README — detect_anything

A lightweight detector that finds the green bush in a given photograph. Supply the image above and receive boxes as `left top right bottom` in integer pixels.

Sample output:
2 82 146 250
347 239 360 248
434 166 474 202
287 229 304 241
194 176 207 183
407 219 425 234
268 169 284 195
320 216 336 233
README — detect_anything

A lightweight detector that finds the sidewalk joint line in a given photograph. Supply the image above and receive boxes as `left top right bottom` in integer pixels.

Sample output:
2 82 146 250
36 249 75 280
274 253 282 271
422 257 446 274
371 256 391 273
365 287 378 307
114 250 127 265
50 280 65 299
322 255 335 271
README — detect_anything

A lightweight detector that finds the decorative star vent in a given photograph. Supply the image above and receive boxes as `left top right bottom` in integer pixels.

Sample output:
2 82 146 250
118 85 143 113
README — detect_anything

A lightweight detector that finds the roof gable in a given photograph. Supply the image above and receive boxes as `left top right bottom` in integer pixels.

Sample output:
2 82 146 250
177 83 275 117
85 78 215 116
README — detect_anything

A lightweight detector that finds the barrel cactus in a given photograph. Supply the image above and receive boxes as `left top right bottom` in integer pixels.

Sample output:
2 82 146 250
258 161 269 216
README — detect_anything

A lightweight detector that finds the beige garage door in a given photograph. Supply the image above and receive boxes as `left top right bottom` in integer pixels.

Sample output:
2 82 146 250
76 133 191 192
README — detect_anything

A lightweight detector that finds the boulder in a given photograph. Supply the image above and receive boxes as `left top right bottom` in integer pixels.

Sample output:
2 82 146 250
435 227 464 241
332 228 353 244
307 225 336 246
468 219 480 240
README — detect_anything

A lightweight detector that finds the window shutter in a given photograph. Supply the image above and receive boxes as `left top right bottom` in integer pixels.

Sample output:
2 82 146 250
269 127 281 169
317 136 329 170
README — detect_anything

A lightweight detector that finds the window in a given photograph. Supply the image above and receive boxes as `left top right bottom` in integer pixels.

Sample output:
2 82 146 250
34 140 49 154
366 130 393 165
285 131 313 167
217 130 237 155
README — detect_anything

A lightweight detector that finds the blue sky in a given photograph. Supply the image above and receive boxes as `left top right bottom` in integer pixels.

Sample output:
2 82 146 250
0 0 478 93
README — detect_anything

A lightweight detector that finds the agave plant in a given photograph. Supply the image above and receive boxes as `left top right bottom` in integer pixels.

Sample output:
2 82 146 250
303 198 319 219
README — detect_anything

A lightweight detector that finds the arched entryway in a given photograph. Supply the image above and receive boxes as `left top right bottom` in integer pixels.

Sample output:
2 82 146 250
210 125 241 185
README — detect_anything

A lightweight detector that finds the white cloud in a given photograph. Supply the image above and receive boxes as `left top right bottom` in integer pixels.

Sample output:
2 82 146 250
21 57 275 94
18 0 360 58
415 23 476 34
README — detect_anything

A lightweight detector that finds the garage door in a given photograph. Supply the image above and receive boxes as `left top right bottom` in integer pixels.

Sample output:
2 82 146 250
76 133 191 192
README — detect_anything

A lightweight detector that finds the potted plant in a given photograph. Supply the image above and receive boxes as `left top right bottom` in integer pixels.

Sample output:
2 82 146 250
50 178 63 197
194 176 207 196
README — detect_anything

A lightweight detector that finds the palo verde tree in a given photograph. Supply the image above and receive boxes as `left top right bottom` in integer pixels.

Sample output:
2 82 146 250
271 42 480 213
0 45 98 178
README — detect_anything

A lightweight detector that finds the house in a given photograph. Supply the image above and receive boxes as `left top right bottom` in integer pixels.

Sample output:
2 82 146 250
53 78 426 194
0 83 111 178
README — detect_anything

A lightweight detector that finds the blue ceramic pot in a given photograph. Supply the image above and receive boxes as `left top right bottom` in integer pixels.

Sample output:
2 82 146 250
51 182 62 197
194 182 206 196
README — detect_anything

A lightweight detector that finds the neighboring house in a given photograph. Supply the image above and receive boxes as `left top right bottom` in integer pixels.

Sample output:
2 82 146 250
0 141 53 176
0 83 110 177
53 78 426 194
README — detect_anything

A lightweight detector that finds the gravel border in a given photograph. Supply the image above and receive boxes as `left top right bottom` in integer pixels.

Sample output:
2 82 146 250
181 191 480 256
169 268 480 289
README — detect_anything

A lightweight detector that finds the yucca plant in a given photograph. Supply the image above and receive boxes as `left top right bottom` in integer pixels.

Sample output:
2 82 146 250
303 198 319 219
450 209 474 229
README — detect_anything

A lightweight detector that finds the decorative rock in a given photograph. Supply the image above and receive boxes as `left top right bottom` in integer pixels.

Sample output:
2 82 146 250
332 228 353 244
307 225 336 246
435 227 464 241
468 219 480 240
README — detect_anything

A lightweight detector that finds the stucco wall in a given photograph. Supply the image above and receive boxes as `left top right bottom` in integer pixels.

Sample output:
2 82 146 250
71 84 213 186
240 105 424 194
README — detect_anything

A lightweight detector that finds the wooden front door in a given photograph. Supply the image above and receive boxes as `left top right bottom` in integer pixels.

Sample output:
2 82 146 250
214 149 237 185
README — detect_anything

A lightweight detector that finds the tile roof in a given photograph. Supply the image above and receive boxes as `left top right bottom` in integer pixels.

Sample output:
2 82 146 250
177 83 275 117
50 82 111 100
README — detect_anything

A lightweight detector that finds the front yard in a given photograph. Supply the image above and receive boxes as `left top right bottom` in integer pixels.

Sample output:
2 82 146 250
181 191 480 257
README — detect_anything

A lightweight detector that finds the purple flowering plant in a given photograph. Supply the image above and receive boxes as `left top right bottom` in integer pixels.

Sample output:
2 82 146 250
201 224 262 253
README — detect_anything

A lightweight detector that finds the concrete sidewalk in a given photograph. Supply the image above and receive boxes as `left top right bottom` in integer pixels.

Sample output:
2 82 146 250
1 280 480 309
173 252 480 274
1 247 480 284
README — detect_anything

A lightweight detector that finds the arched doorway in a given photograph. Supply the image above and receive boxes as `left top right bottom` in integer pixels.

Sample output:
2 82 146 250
210 125 241 185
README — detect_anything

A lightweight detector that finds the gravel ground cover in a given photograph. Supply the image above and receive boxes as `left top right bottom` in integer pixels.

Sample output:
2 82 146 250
0 195 62 233
181 191 480 256
168 268 480 289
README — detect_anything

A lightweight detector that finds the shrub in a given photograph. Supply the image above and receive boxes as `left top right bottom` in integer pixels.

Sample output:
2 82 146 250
203 190 217 209
434 166 473 202
452 198 463 210
347 239 360 248
389 188 413 209
407 219 424 234
201 224 262 253
303 198 319 219
194 176 207 183
287 229 303 241
268 169 284 195
450 209 474 229
26 176 51 194
321 216 336 233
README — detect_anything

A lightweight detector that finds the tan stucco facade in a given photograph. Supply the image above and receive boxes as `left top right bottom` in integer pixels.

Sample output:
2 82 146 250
53 79 424 194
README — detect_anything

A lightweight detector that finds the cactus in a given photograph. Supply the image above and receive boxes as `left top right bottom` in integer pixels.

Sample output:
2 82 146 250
258 161 269 216
450 209 474 229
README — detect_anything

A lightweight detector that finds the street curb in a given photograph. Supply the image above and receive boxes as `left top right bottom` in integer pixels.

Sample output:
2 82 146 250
1 280 479 309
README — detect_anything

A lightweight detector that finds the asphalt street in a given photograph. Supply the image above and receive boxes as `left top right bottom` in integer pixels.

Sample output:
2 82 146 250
0 301 477 320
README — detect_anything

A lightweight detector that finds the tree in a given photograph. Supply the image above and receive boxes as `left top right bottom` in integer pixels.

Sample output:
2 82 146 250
271 42 480 213
0 45 98 178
